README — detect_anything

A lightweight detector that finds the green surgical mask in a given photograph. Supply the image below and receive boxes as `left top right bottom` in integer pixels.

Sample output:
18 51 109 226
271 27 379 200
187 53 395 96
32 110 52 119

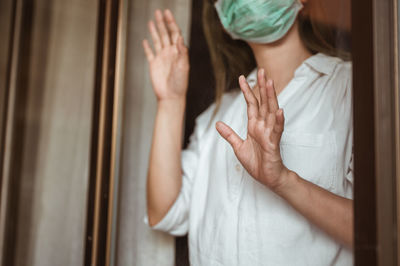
214 0 303 43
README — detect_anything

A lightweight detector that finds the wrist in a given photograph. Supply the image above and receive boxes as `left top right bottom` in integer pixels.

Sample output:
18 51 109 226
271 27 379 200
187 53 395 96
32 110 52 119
158 97 186 112
273 168 299 197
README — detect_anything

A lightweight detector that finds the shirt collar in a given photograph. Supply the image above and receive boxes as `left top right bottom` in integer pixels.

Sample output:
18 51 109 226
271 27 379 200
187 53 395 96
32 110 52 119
246 68 258 88
302 52 342 76
245 53 342 84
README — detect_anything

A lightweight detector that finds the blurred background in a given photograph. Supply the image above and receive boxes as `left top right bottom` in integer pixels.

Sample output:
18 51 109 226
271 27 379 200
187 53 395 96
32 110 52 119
0 0 399 266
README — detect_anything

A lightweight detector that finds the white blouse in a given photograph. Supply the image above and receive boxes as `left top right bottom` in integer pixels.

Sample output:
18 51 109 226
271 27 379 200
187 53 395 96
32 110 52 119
145 53 354 266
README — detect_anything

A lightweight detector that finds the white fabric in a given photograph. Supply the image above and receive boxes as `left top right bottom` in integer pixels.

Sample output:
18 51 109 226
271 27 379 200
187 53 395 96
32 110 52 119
145 53 354 266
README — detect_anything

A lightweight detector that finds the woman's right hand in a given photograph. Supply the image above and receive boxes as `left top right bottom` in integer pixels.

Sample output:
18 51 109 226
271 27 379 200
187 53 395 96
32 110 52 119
143 9 189 102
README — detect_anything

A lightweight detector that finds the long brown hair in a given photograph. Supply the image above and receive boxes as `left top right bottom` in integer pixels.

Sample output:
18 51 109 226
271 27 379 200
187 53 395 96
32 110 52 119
202 0 350 116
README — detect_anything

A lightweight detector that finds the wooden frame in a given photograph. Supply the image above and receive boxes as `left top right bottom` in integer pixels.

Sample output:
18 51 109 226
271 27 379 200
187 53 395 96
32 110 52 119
84 0 127 265
373 0 399 265
353 0 400 265
396 1 400 264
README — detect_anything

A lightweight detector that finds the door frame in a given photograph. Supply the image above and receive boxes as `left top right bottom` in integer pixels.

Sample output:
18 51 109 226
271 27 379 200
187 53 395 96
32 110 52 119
352 0 400 265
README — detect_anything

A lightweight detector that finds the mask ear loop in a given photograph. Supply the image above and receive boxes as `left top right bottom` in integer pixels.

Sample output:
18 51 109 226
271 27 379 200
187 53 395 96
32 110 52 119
298 0 309 17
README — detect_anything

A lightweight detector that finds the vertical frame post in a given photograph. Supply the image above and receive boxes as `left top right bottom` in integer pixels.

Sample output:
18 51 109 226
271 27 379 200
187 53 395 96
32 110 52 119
353 0 400 265
84 0 126 265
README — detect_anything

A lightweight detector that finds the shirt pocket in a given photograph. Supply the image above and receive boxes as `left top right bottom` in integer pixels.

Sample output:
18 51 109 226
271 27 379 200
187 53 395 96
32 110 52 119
279 131 338 191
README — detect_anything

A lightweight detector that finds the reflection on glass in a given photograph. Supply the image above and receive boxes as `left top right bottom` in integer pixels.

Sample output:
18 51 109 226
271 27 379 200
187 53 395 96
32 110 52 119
0 0 354 265
142 0 353 265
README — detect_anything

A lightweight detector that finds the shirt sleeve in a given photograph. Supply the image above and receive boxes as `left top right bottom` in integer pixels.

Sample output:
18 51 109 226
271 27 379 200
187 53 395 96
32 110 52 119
345 149 354 184
343 62 353 186
143 104 215 236
336 61 353 198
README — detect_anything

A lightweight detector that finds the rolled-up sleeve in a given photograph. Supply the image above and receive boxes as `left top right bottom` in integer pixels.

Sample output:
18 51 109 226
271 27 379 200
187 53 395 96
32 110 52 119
345 151 354 184
332 61 353 198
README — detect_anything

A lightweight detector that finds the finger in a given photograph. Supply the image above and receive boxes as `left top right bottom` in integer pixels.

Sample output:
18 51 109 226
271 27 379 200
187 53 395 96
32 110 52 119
177 36 188 54
239 75 259 120
264 112 278 149
148 20 162 52
266 79 279 113
155 9 171 47
216 121 244 151
266 112 276 132
142 39 155 61
258 68 268 118
271 109 285 144
164 9 181 44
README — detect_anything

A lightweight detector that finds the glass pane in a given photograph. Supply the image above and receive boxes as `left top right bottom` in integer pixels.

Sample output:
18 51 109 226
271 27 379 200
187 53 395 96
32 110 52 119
115 0 353 265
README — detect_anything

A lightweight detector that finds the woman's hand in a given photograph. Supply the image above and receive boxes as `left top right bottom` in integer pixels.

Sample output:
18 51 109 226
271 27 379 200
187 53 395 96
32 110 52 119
216 69 290 191
143 9 189 102
217 69 354 247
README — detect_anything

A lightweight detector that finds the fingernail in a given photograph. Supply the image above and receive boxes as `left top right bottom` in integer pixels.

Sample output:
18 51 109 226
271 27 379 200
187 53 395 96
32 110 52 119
267 79 273 86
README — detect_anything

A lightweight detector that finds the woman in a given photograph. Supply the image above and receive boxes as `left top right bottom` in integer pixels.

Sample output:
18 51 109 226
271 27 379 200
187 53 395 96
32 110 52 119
143 0 353 265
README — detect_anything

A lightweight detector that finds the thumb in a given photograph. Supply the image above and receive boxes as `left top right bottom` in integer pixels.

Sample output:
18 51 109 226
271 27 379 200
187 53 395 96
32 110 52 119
216 121 243 151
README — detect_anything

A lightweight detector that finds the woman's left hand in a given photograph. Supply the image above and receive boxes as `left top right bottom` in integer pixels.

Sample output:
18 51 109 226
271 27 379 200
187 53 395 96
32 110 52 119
216 69 290 191
217 69 354 247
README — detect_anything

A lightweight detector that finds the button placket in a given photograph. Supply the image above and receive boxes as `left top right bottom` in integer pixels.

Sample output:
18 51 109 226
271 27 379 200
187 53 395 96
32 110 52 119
229 157 243 199
226 94 247 200
230 139 246 198
235 163 241 172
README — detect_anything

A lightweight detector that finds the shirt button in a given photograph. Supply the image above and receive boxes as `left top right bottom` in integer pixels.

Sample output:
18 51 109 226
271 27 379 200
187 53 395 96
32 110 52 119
235 163 241 172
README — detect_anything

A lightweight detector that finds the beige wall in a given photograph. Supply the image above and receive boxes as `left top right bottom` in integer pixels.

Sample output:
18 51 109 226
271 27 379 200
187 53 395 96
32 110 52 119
115 0 192 265
0 0 98 265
